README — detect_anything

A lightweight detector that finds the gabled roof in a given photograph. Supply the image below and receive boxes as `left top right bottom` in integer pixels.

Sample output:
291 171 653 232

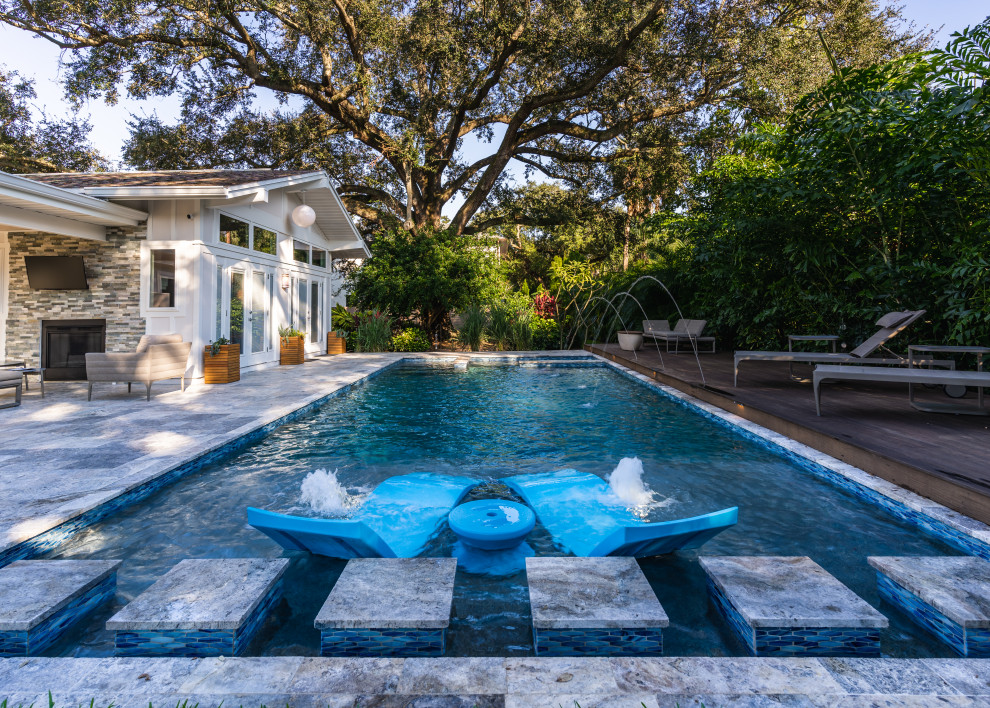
24 169 318 189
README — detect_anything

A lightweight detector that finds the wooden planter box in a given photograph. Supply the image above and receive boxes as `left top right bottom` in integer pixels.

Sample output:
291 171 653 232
280 336 306 365
327 333 347 355
203 344 240 384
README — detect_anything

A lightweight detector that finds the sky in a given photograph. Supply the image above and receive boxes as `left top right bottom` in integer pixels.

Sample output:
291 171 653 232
0 1 987 168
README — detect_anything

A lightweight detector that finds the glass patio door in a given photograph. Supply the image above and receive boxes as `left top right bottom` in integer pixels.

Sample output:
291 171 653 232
217 261 274 366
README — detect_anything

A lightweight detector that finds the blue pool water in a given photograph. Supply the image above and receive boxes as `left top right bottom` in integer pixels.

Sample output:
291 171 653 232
45 364 959 657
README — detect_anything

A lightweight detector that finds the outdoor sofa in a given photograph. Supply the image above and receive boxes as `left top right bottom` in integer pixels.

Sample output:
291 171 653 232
642 319 715 353
733 310 925 386
85 333 192 401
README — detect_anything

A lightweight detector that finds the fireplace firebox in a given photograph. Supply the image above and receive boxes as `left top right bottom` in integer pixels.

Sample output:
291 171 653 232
41 319 107 380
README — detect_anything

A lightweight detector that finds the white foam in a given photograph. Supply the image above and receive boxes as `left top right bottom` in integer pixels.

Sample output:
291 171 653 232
300 468 363 517
605 457 676 518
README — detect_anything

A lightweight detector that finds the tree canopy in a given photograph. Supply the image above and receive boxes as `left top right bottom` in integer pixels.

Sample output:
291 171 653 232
0 0 923 234
0 67 109 173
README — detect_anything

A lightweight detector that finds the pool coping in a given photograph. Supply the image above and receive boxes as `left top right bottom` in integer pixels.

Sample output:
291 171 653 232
595 355 990 561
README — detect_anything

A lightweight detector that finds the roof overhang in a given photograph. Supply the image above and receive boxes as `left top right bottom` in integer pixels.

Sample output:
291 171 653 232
0 172 148 242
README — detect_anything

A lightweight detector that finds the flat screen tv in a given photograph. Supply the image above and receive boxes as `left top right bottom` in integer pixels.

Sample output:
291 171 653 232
24 256 89 290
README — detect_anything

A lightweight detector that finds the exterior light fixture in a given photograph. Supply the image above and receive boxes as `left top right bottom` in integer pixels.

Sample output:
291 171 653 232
281 273 291 290
291 193 316 228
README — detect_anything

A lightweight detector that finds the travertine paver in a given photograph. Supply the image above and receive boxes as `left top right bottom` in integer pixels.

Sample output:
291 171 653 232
869 555 990 656
0 559 121 655
526 556 669 656
315 558 457 657
106 558 289 657
700 556 887 657
0 656 984 706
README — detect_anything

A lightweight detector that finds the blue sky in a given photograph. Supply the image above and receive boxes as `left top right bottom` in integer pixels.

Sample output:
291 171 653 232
0 1 986 165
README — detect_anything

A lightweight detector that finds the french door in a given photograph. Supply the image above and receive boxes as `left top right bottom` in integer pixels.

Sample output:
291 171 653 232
217 260 274 366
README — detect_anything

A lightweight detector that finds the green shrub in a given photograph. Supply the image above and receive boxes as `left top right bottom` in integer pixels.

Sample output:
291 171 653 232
511 312 534 350
530 315 561 350
457 304 487 351
486 303 515 351
354 311 393 352
392 327 431 352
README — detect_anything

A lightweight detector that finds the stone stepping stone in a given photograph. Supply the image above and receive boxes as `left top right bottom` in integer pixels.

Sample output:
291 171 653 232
526 556 669 656
106 558 288 657
869 556 990 657
315 557 456 657
0 559 121 656
699 556 887 657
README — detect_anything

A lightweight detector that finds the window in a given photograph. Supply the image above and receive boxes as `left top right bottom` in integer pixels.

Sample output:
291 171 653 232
293 240 310 264
149 249 176 308
312 249 327 268
296 278 308 331
219 215 249 248
310 281 321 343
254 227 277 255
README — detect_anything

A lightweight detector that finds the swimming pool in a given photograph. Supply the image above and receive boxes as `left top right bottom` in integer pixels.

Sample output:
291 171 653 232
44 362 964 657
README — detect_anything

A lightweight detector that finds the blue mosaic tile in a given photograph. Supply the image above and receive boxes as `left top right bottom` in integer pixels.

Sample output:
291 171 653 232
0 361 405 570
533 627 662 656
113 579 282 657
0 572 117 657
320 627 445 657
706 576 879 657
606 360 990 561
876 571 990 657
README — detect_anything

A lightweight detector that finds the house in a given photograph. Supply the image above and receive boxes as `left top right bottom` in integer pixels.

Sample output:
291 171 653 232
0 169 369 381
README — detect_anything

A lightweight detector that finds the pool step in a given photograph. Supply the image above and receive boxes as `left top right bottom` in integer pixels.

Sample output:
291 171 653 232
0 559 121 656
316 558 456 657
700 556 887 656
106 558 287 657
869 556 990 657
518 359 601 368
527 556 669 656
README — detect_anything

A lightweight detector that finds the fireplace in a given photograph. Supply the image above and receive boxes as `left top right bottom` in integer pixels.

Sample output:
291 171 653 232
41 319 107 380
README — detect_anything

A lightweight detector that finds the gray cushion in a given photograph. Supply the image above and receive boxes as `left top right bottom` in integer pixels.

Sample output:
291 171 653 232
875 312 912 329
0 371 21 383
135 333 183 353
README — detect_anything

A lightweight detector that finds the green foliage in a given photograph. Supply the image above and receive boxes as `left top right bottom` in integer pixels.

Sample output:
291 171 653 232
277 325 303 346
348 227 495 341
457 304 487 352
207 337 231 357
0 66 110 173
511 312 534 351
391 327 431 352
486 303 516 352
530 315 562 350
354 311 393 353
330 304 355 334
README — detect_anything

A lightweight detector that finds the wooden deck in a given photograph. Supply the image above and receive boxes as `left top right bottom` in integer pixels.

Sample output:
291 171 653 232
590 344 990 525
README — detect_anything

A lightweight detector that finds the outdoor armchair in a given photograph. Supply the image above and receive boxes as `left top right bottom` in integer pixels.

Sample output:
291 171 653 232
85 333 192 401
0 370 21 409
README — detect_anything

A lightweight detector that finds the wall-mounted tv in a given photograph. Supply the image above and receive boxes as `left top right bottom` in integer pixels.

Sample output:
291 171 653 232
24 256 89 290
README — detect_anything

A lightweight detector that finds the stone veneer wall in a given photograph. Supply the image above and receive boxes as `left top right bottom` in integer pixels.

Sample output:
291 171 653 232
5 228 146 366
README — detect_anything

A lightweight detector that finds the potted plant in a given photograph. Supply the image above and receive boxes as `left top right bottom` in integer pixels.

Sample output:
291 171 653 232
203 337 240 384
279 325 306 365
327 329 348 355
617 330 644 351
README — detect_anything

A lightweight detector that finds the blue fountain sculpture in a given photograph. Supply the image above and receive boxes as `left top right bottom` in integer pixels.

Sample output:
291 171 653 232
248 472 475 559
505 469 737 557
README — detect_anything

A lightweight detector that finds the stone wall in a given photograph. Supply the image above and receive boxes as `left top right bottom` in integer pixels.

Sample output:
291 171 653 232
5 228 146 366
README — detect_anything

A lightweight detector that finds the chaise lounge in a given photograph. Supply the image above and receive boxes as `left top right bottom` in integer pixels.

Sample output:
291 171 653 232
85 333 192 401
734 310 925 386
642 319 715 353
813 365 990 416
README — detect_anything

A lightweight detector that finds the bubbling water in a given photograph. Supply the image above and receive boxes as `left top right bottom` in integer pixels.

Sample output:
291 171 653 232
300 468 363 517
606 457 677 519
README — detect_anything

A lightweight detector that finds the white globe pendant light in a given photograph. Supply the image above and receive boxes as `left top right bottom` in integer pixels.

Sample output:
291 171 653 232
291 203 316 228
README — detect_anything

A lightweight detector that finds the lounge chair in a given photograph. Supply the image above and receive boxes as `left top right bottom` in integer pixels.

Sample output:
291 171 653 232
813 365 990 416
643 319 715 353
734 310 925 386
247 472 476 558
0 370 22 409
85 333 192 401
504 469 737 557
